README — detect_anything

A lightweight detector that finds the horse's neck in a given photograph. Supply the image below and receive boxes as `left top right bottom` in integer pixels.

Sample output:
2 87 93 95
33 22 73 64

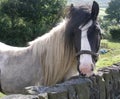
38 21 77 86
29 20 67 58
29 20 77 86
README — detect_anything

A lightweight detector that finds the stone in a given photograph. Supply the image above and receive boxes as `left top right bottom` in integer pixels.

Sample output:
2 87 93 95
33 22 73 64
1 94 39 99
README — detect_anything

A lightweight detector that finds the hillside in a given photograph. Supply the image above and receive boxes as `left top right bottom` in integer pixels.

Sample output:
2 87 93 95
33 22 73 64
67 0 111 8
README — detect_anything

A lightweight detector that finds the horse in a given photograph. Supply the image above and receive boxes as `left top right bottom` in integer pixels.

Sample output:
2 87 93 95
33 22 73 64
0 1 101 94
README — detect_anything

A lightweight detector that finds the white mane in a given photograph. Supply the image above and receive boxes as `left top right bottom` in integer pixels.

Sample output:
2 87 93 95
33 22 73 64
29 19 77 86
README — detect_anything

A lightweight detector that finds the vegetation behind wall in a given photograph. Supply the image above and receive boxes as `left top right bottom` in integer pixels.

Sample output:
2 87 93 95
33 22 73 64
0 0 66 46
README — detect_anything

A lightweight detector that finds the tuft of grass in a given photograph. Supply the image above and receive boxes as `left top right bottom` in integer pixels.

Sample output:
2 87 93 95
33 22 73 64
0 93 5 98
96 39 120 69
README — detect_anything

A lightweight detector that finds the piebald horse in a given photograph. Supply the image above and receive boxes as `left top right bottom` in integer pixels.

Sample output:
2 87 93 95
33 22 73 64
0 1 101 94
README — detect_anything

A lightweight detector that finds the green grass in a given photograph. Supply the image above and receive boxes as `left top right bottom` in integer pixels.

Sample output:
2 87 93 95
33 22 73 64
0 93 5 98
96 39 120 69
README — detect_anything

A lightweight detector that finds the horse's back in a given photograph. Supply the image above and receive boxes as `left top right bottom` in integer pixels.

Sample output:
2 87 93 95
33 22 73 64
0 42 20 51
0 42 29 53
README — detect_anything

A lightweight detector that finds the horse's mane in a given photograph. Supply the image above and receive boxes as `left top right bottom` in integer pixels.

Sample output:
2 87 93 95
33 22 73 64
29 19 77 86
28 5 91 86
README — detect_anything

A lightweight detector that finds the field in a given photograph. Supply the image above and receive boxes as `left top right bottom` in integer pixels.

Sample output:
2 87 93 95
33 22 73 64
96 40 120 69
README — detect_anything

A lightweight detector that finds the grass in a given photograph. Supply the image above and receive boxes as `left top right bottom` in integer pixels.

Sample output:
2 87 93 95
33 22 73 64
96 39 120 69
0 93 5 98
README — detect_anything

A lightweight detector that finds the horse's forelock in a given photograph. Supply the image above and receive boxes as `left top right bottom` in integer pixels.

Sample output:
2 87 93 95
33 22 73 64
65 5 91 52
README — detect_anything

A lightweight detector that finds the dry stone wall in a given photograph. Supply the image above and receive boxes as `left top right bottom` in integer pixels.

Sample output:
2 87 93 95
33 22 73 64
2 63 120 99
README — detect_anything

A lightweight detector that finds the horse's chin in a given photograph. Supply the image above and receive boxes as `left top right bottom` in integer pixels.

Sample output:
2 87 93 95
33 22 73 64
85 72 94 77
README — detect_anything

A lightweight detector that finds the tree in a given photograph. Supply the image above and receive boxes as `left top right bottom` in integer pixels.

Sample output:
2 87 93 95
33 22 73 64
0 0 66 46
1 0 20 28
106 0 120 23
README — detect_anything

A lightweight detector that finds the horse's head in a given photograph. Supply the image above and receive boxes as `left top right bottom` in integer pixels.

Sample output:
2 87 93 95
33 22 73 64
65 1 101 77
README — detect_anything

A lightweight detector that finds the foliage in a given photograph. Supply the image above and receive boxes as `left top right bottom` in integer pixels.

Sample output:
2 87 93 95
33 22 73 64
98 8 112 39
0 0 66 46
99 18 110 39
106 0 120 23
99 7 120 40
109 25 120 41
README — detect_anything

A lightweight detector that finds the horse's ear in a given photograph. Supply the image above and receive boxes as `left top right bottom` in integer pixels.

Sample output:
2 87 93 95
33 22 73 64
67 4 75 18
91 1 99 20
70 4 74 11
